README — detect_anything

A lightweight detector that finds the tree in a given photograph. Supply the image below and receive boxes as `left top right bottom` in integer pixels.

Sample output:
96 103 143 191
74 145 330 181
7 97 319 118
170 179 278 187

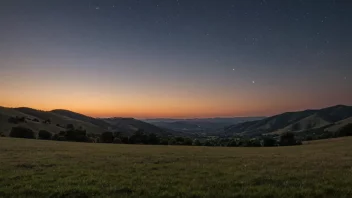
9 127 35 139
129 130 148 144
100 132 114 143
280 132 297 146
113 138 122 144
147 133 160 145
192 139 202 146
168 138 177 145
336 124 352 137
121 136 129 144
0 131 5 137
183 138 193 145
261 137 277 147
65 129 88 142
38 130 52 140
159 138 169 145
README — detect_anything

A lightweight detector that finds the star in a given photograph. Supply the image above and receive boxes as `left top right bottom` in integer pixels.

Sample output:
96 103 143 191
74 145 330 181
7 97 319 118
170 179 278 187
96 6 100 10
344 77 347 80
232 68 235 71
252 81 255 84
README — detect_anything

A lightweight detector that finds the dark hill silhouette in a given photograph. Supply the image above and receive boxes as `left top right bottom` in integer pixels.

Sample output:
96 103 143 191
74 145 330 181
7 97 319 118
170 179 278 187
223 105 352 137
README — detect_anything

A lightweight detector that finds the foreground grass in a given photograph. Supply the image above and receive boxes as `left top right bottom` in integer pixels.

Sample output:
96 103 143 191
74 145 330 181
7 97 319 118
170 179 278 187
1 138 352 198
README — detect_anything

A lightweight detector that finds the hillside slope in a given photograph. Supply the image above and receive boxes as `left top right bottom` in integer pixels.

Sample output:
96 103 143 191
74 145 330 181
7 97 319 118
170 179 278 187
0 107 168 137
223 105 352 137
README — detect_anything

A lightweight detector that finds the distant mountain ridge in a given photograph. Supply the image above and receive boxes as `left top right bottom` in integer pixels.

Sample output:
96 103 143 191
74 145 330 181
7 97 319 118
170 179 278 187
0 107 169 137
223 105 352 137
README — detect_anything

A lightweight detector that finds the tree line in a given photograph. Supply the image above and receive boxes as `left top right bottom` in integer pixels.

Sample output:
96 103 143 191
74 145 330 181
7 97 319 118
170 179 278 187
3 122 352 147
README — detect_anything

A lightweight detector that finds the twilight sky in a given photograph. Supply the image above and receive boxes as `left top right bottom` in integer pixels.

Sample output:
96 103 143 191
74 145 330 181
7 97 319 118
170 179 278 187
0 0 351 118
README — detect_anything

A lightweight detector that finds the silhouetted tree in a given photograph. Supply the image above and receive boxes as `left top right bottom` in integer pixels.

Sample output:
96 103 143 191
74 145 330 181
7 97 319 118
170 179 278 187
261 137 277 147
100 132 114 143
183 138 193 145
280 132 297 146
38 130 52 140
147 133 160 145
113 137 122 144
336 124 352 137
192 139 202 146
9 127 35 139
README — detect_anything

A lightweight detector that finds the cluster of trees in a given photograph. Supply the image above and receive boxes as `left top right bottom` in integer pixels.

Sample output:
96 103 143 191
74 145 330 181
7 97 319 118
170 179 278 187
4 123 352 147
302 123 352 141
8 116 27 124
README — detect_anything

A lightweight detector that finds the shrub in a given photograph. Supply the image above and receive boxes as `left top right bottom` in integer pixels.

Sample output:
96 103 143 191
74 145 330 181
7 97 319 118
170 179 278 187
147 133 160 145
43 119 51 124
183 138 193 145
159 138 169 145
192 139 202 146
261 137 277 147
280 132 298 146
32 118 40 122
38 130 52 140
66 129 88 142
0 132 5 137
336 124 352 137
121 137 129 144
66 124 74 130
9 127 35 139
100 132 114 143
129 130 148 144
113 138 122 144
52 134 59 140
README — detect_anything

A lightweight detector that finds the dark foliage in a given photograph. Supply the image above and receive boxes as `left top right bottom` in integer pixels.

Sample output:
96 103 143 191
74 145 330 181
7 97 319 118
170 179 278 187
113 138 122 144
8 116 26 124
66 124 74 130
261 137 277 147
280 132 298 146
65 129 88 142
9 127 35 139
336 124 352 137
100 132 114 143
32 118 40 122
38 130 52 140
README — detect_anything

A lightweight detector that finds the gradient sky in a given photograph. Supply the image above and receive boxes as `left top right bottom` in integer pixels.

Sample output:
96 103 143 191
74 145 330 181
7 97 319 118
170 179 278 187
0 0 351 118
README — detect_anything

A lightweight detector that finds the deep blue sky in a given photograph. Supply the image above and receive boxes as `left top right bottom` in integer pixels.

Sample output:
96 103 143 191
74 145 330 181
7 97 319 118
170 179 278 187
0 0 351 118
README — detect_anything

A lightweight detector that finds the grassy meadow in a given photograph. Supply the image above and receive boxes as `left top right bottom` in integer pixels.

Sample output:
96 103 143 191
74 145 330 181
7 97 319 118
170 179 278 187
1 137 352 198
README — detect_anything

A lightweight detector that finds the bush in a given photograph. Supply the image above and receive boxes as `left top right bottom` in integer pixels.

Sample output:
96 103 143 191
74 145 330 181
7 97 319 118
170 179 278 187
100 132 114 143
159 138 169 145
8 116 26 124
66 129 88 142
0 132 5 137
113 138 122 144
280 132 298 146
9 127 35 139
32 118 40 122
336 124 352 137
147 133 160 145
51 134 59 140
183 138 193 145
192 139 202 146
38 130 52 140
261 137 277 147
66 124 74 130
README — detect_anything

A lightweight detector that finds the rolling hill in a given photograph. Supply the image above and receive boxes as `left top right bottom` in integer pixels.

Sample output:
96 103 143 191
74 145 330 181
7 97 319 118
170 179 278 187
0 107 168 137
223 105 352 137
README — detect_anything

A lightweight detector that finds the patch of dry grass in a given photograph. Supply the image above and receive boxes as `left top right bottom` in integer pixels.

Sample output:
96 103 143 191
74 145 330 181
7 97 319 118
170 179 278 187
1 137 352 197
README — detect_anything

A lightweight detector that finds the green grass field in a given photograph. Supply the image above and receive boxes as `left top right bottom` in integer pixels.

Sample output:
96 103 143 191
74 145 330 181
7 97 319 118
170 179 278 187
1 137 352 198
